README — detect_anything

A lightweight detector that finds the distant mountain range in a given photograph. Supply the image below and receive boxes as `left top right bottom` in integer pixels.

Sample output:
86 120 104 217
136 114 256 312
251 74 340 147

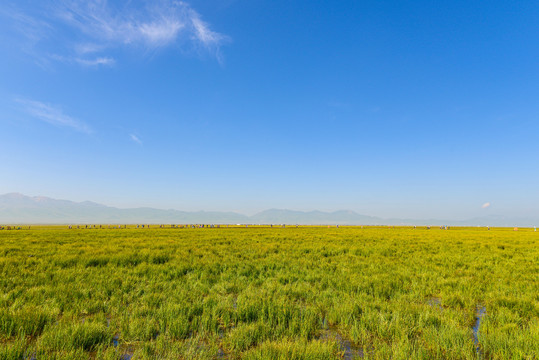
0 193 537 226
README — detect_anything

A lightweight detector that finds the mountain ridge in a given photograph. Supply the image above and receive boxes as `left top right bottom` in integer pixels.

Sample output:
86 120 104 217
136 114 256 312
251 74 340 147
0 193 537 226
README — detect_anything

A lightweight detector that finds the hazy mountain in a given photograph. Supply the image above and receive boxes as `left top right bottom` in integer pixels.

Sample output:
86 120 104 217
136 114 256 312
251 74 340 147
0 193 248 224
0 193 537 226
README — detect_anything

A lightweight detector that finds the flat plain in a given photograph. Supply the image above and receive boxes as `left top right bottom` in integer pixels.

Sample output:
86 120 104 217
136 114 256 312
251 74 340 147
0 226 537 359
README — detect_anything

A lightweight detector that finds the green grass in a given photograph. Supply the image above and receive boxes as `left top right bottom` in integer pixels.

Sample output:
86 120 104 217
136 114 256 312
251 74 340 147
0 226 537 359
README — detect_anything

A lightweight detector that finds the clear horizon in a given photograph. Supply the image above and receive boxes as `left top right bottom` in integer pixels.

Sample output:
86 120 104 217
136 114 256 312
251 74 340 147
1 1 538 220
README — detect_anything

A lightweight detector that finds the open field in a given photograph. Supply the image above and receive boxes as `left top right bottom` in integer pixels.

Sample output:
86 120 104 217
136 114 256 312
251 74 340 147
0 226 538 359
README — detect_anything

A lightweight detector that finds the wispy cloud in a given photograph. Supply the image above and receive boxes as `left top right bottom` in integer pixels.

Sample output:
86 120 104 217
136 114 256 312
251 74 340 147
75 43 105 55
129 134 142 144
2 0 228 65
189 9 227 48
0 5 55 68
0 5 51 42
482 202 491 209
138 18 185 46
16 98 92 134
75 57 115 67
50 54 115 67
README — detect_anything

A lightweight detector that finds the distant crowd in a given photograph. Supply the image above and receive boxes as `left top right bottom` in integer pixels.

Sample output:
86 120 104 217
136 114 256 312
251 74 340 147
0 226 29 230
1 225 536 231
65 224 225 229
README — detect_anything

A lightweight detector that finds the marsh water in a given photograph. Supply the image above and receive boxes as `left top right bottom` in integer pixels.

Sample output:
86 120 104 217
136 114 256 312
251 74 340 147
473 306 486 357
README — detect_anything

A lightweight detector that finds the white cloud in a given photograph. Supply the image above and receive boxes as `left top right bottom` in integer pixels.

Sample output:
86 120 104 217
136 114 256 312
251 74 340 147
16 98 92 134
49 54 115 67
0 6 55 68
482 202 491 209
0 7 52 44
189 10 226 47
75 57 115 67
56 0 227 59
2 0 228 65
75 43 106 55
130 134 142 144
139 19 185 46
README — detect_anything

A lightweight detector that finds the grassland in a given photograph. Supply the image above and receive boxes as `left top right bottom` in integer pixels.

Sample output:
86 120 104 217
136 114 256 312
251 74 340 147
0 226 537 359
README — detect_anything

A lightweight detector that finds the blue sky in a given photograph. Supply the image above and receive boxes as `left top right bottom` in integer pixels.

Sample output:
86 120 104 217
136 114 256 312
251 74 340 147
1 0 538 220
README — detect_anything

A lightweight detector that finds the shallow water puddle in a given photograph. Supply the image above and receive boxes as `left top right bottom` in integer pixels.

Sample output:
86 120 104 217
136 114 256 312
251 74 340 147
112 338 135 360
319 326 364 359
112 334 119 347
473 306 486 356
426 297 443 311
216 347 228 359
24 353 36 360
119 346 135 360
